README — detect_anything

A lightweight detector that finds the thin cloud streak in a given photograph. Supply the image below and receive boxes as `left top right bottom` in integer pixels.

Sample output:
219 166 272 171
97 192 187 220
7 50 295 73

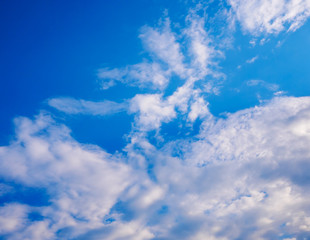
48 97 128 116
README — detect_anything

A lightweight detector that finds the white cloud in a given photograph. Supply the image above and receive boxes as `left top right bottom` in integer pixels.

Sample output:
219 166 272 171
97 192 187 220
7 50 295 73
0 114 135 239
2 97 310 239
151 96 310 239
184 8 223 79
246 55 259 64
0 204 28 235
95 10 227 134
229 0 310 35
48 97 127 115
188 96 211 122
129 94 176 131
140 19 187 78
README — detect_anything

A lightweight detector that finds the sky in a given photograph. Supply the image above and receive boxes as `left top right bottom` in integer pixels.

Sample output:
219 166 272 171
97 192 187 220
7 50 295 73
1 0 310 239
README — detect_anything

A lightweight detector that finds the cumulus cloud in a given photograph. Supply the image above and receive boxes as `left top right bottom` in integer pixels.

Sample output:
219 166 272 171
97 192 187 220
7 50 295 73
0 114 135 239
228 0 310 35
144 96 310 239
129 94 176 131
0 204 28 235
1 97 310 239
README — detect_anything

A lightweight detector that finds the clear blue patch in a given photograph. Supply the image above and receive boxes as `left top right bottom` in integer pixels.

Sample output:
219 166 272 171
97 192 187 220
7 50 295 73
110 201 135 222
104 217 116 224
28 211 45 221
157 205 169 215
163 75 186 98
51 111 133 153
0 180 50 207
161 115 201 141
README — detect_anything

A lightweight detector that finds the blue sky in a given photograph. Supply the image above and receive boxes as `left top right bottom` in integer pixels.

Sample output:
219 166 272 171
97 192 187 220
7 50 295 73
1 0 310 239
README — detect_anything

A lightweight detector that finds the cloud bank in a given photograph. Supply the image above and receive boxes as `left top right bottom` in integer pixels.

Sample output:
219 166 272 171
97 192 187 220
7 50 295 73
1 97 310 239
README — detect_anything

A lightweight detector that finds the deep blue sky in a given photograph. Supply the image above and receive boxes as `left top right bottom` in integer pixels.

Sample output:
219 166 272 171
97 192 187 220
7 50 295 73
0 0 189 147
2 1 310 149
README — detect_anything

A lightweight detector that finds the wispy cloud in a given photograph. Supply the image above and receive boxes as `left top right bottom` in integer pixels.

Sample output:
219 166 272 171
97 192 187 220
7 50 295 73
228 0 310 35
48 97 127 116
139 18 187 78
97 9 226 132
246 55 259 64
247 79 279 91
98 62 171 90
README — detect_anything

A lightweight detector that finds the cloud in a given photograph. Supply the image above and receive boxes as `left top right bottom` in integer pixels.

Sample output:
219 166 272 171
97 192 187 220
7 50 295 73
98 62 171 90
99 8 225 94
228 0 310 35
129 94 176 131
246 79 279 91
139 19 187 78
2 97 310 239
184 6 224 80
95 9 228 134
48 97 127 116
246 55 259 64
0 204 28 235
146 96 310 239
0 114 135 239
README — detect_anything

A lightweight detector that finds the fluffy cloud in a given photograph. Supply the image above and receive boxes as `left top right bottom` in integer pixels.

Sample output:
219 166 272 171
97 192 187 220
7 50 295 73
144 96 310 239
0 204 28 235
0 114 135 239
228 0 310 34
129 94 176 131
1 97 310 239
